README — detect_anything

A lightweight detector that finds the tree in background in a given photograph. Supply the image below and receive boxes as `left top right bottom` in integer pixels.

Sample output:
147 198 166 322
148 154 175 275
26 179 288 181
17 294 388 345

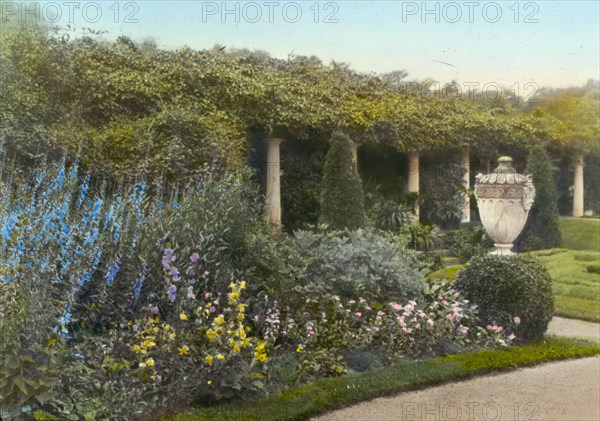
517 145 562 251
319 132 366 230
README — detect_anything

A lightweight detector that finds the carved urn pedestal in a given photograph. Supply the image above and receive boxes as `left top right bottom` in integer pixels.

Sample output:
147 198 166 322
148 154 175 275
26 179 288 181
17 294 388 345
475 157 536 255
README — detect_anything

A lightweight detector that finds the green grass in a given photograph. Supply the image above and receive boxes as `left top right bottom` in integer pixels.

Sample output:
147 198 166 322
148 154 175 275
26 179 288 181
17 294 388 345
532 249 600 322
560 217 600 251
165 338 599 421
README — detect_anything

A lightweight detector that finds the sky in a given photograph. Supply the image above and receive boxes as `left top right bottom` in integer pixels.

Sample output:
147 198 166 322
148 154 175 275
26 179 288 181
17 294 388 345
6 1 600 90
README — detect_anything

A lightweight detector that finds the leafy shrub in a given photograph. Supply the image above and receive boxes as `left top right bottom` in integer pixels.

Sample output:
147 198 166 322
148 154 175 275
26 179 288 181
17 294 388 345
516 146 562 251
420 158 464 229
291 229 426 306
443 224 491 263
319 132 366 230
455 254 555 343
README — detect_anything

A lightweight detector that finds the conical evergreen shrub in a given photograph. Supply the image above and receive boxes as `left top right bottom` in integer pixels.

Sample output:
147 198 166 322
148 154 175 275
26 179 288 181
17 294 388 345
319 132 366 230
517 145 562 251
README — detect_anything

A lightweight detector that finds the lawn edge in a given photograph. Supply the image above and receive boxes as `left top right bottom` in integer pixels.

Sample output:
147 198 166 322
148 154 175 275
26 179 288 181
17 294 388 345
164 337 600 421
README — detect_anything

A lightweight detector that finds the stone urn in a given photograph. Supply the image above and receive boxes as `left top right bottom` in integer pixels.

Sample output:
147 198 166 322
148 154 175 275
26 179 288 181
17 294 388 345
475 156 535 255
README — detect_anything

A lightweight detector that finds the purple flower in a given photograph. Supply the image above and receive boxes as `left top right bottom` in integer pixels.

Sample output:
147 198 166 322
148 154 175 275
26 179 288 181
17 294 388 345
190 252 200 263
170 267 180 282
149 304 159 315
168 284 177 302
186 286 196 300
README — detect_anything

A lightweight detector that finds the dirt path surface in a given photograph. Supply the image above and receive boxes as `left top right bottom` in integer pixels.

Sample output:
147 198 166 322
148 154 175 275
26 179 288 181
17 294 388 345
313 318 600 421
548 317 600 342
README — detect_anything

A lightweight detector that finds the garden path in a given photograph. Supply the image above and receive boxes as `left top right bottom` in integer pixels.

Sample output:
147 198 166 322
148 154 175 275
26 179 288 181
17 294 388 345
313 317 600 421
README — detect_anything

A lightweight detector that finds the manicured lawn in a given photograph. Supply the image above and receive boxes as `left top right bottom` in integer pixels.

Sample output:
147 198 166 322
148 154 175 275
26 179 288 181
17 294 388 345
560 217 600 251
533 249 600 322
166 338 599 421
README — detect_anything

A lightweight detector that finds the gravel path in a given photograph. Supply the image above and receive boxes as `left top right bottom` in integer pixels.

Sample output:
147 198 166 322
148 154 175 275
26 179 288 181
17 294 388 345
313 318 600 421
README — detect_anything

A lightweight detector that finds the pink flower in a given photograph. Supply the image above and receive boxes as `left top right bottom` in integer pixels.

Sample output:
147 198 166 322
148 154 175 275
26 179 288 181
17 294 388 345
427 319 435 326
348 300 356 304
442 300 449 306
365 306 372 311
354 312 362 317
508 333 516 341
377 311 386 316
359 298 367 303
391 303 403 311
374 326 380 332
513 316 521 325
486 325 493 331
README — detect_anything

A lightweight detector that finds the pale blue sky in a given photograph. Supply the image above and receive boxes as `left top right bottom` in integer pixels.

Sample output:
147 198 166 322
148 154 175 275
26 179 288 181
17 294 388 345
20 1 600 88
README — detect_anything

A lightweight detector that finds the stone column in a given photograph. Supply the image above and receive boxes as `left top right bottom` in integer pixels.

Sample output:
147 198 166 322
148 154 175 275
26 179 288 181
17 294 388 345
407 151 420 221
350 143 358 171
461 149 471 223
265 137 283 226
573 154 584 217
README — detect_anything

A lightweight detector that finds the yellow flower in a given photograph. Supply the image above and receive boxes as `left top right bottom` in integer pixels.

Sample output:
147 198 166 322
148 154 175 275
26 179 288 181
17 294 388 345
206 329 216 341
255 352 268 363
142 339 156 348
207 380 213 386
216 353 225 361
179 345 190 357
146 358 154 367
139 362 147 368
229 282 236 290
240 281 246 289
237 313 245 321
228 338 241 353
228 291 240 301
180 312 189 321
236 304 246 312
205 355 213 365
296 345 303 353
214 315 225 325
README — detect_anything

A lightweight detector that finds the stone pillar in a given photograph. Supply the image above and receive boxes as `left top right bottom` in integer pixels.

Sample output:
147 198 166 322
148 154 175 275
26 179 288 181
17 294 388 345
265 137 283 226
350 143 358 171
573 154 584 217
407 151 420 221
461 150 471 223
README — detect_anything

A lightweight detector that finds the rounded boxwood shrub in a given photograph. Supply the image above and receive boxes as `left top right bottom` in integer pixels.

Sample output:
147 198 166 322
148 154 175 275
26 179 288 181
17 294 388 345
455 254 554 343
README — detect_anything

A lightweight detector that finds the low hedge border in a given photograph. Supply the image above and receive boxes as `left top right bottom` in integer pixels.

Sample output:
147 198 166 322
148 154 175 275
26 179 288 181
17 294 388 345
165 337 599 421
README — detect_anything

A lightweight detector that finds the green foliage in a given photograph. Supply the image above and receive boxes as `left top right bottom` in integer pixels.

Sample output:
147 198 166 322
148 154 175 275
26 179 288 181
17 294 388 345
291 229 425 306
443 224 491 263
456 255 555 343
420 157 464 228
280 139 326 231
517 146 562 251
319 132 366 230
